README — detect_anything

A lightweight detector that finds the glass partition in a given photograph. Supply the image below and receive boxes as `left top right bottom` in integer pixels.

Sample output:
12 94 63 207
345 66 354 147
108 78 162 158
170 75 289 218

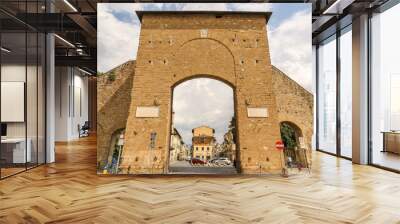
38 32 45 165
0 1 46 179
339 25 352 158
1 31 28 178
27 31 38 169
371 3 400 171
317 34 337 154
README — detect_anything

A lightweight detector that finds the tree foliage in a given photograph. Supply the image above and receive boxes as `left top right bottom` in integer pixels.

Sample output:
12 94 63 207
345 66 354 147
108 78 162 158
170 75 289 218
228 116 237 143
280 123 297 149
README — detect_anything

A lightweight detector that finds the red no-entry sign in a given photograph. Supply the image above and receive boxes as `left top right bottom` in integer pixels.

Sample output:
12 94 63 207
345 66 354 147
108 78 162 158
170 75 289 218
275 140 285 150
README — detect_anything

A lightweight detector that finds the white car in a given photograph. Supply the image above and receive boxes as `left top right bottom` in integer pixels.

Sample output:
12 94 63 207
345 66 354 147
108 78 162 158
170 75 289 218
214 158 231 166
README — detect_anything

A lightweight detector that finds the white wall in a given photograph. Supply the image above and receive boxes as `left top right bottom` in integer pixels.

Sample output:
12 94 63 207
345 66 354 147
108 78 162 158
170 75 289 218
54 67 89 141
1 64 35 138
1 62 46 164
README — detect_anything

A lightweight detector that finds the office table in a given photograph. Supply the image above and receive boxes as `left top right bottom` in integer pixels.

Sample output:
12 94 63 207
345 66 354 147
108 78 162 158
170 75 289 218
1 138 32 164
382 131 400 154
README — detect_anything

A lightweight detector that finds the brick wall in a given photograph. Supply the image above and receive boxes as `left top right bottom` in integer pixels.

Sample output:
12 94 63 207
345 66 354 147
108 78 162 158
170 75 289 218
97 61 135 169
96 13 314 174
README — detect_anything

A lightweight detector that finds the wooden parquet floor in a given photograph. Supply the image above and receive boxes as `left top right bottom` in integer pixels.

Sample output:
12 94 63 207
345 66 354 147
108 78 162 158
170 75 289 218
1 135 400 224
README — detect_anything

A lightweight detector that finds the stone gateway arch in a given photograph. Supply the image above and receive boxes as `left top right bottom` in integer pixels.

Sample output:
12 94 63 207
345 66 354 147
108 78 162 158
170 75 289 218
97 11 313 174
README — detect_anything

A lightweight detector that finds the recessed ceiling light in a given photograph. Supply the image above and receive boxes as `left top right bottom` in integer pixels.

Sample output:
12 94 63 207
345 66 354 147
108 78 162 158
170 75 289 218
54 34 75 48
78 67 92 76
63 0 78 12
1 47 11 53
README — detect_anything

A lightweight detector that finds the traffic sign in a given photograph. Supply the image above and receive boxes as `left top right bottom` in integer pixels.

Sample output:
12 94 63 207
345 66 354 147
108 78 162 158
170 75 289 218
275 140 285 150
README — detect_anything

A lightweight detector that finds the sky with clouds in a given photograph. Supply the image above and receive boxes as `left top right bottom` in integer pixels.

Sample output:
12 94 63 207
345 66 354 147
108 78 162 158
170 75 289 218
173 78 234 144
97 3 312 144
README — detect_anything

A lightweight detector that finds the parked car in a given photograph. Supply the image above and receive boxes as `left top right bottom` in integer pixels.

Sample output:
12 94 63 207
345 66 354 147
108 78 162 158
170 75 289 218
209 158 218 164
214 158 231 166
185 156 192 161
191 158 207 165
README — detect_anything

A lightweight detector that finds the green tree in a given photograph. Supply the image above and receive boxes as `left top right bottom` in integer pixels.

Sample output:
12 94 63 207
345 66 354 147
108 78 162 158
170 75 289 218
280 123 297 149
228 116 237 143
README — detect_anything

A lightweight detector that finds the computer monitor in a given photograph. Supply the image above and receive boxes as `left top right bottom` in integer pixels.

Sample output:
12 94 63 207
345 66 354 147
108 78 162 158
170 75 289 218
1 123 7 137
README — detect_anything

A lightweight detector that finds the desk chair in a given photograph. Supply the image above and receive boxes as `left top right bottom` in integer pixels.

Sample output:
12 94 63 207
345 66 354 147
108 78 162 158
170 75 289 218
79 121 90 138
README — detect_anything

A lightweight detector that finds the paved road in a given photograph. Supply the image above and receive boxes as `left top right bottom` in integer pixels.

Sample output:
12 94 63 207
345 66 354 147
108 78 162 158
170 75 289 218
169 160 237 174
170 160 192 167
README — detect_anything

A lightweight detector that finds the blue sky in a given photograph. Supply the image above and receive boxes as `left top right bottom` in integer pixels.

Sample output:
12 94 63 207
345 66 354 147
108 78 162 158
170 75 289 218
98 3 312 91
109 3 310 29
97 3 312 144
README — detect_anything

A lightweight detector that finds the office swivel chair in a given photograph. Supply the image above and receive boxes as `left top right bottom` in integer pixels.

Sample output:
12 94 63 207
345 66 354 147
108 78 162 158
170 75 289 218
79 121 90 138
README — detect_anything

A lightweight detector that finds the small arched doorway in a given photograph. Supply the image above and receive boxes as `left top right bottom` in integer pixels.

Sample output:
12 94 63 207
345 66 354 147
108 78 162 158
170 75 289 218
103 128 125 174
279 121 306 168
168 77 238 174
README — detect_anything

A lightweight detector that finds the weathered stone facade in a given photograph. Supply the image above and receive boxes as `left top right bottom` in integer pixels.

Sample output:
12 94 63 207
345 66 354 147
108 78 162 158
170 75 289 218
272 66 313 163
97 61 135 169
192 126 216 161
97 12 313 175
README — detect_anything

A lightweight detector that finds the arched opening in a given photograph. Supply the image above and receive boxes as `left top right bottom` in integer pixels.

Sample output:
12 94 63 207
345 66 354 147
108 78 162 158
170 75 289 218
169 77 238 174
102 128 125 174
279 122 307 168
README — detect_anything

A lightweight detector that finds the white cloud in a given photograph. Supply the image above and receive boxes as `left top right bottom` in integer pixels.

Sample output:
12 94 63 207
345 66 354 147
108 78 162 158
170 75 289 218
173 78 234 144
97 4 139 72
181 3 229 11
228 3 273 11
268 10 312 92
98 3 313 145
98 3 312 91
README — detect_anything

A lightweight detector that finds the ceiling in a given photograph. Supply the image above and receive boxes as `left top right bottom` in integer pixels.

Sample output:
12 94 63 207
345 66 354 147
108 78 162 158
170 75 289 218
0 0 393 74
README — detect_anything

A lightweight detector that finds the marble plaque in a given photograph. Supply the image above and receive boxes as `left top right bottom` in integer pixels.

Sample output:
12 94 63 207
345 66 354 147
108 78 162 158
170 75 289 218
247 107 268 118
136 106 159 118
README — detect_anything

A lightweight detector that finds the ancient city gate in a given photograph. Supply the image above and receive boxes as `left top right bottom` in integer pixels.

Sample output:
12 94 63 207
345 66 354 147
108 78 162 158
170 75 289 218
119 11 283 174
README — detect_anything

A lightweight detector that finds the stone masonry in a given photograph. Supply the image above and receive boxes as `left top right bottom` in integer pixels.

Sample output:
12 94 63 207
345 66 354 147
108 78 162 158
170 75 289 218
97 61 135 169
272 66 314 163
97 11 314 174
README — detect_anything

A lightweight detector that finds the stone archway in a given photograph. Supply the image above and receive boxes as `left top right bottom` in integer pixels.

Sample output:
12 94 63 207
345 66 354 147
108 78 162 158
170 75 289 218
118 11 283 174
168 76 237 172
280 121 303 149
279 121 309 168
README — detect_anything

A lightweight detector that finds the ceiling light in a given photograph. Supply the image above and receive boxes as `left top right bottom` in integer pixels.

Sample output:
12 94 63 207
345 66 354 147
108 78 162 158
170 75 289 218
323 0 355 15
63 0 78 12
1 47 11 53
78 67 93 76
54 34 75 48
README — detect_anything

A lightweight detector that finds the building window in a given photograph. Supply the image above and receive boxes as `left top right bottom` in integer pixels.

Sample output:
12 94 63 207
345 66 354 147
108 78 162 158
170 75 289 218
202 147 204 151
317 34 337 155
339 25 352 158
370 4 400 171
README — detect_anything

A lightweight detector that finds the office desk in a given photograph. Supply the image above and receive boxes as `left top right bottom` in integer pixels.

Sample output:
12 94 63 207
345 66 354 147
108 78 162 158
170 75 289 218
382 131 400 154
1 138 31 163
